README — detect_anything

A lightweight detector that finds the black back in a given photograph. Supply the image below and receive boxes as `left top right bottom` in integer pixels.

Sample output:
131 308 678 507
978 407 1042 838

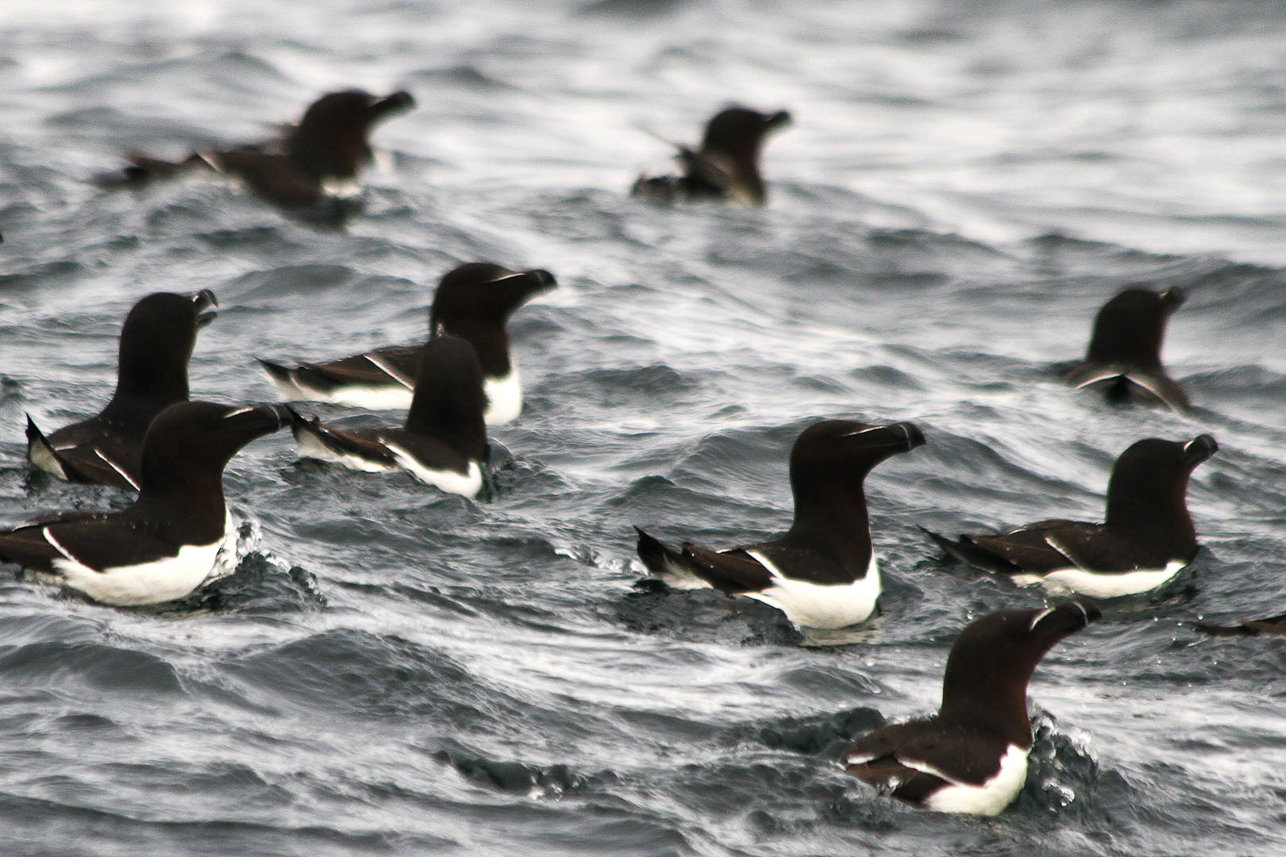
404 335 488 463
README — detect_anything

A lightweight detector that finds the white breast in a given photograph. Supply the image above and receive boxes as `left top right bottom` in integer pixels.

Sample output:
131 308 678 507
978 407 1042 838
384 444 484 497
261 351 415 411
483 366 522 425
312 383 415 411
742 550 881 630
921 743 1029 815
44 525 232 607
265 362 522 425
1032 559 1187 598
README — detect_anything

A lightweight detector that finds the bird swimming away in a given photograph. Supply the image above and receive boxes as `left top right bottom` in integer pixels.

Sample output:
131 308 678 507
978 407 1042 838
1064 285 1190 411
632 105 792 205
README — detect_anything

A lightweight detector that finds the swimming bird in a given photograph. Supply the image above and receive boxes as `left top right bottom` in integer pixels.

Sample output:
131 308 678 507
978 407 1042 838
1 401 290 606
632 106 792 205
106 89 414 208
1192 611 1286 637
26 290 218 490
1064 286 1189 411
843 600 1099 814
921 435 1217 598
258 263 555 424
287 335 488 497
635 420 925 630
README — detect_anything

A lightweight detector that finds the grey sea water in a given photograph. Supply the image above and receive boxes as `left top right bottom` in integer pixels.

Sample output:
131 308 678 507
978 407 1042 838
1 1 1285 855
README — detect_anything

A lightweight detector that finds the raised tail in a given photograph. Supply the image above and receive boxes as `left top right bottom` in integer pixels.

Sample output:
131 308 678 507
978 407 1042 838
25 416 69 479
917 525 1024 575
634 527 710 590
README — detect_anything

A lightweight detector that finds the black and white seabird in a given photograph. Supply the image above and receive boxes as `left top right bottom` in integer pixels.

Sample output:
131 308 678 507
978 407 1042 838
922 435 1217 597
104 89 414 208
2 401 289 606
259 263 555 424
632 106 792 205
1064 286 1189 411
287 335 489 497
635 420 925 630
26 290 218 490
843 600 1100 814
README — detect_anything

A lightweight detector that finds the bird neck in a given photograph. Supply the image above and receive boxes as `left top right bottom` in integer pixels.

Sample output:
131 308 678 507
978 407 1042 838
939 664 1034 747
784 479 872 566
131 467 229 543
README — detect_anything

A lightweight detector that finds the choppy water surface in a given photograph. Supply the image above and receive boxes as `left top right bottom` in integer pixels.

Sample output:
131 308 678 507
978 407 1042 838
2 1 1285 855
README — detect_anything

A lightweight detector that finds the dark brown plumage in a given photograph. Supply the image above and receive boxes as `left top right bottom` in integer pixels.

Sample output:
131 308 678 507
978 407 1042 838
26 290 218 490
632 106 792 205
105 89 414 208
1065 286 1189 411
843 600 1099 813
922 435 1217 597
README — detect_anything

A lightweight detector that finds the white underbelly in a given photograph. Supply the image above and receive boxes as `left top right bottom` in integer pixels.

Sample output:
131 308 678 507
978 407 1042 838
47 528 230 607
315 383 414 411
266 363 521 426
483 368 522 425
292 426 395 473
743 551 881 630
922 743 1029 815
1021 559 1187 597
385 444 484 497
268 370 415 411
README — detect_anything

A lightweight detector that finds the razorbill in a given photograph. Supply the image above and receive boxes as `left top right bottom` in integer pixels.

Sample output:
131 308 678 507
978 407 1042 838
635 419 925 630
258 263 555 424
26 290 218 490
1064 286 1190 411
632 106 792 205
843 600 1100 814
922 435 1218 597
2 401 290 606
103 89 414 208
286 335 489 497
